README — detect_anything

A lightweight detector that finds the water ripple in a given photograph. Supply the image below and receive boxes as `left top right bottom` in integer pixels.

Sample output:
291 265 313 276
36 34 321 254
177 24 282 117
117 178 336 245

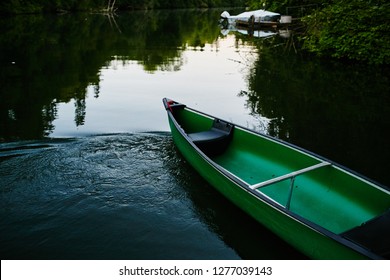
0 133 304 259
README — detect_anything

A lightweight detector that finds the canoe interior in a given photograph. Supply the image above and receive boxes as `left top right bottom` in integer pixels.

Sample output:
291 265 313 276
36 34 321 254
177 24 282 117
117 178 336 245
173 107 390 235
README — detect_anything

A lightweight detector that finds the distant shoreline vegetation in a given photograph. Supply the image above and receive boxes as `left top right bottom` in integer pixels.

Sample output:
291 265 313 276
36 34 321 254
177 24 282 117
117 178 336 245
1 0 388 65
247 0 389 65
0 0 246 14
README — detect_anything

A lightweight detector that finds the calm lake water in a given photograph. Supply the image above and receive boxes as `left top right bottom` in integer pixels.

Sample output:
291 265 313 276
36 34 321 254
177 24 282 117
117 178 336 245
0 9 389 260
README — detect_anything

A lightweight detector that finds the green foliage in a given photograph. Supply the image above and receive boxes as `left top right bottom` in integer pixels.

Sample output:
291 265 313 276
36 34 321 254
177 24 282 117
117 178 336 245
0 0 246 13
302 0 390 64
246 0 390 64
2 0 387 65
246 0 323 14
0 0 108 13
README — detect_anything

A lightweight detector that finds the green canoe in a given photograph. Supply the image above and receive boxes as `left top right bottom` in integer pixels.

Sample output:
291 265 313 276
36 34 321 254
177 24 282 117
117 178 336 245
163 98 390 259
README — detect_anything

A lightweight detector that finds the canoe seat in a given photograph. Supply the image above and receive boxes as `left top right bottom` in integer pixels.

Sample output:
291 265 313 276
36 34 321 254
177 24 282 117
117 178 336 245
188 119 234 156
342 209 390 259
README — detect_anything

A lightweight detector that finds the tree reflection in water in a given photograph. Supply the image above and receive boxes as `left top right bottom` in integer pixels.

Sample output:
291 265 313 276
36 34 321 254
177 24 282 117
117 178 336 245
0 10 221 141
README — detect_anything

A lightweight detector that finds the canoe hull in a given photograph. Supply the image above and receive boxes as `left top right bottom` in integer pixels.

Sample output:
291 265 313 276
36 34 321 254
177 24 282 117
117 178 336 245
164 98 389 259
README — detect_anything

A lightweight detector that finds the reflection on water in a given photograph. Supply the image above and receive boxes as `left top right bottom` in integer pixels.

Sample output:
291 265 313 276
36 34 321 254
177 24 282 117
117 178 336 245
0 9 389 259
241 50 390 185
0 10 224 140
0 133 305 259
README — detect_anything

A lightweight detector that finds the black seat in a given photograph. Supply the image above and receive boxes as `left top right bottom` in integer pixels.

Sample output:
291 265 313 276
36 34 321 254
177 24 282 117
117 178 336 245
188 119 233 156
342 209 390 259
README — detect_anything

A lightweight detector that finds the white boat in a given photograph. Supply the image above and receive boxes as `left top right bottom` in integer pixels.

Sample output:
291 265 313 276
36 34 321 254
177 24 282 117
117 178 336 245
220 9 281 26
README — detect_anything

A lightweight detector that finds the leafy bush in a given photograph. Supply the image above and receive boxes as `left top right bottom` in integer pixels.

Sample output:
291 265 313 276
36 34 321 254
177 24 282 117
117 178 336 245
302 0 390 64
247 0 324 14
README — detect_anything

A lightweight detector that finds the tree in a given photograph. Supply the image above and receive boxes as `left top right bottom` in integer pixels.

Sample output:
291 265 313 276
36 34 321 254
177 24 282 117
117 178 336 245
302 0 390 64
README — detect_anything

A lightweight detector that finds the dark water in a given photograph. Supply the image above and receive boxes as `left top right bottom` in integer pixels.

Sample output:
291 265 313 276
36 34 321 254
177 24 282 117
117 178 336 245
0 9 389 260
0 134 304 259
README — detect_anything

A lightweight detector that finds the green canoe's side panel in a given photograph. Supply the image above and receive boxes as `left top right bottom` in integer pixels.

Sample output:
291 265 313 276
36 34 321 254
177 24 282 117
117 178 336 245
172 109 213 134
212 127 390 234
167 114 369 259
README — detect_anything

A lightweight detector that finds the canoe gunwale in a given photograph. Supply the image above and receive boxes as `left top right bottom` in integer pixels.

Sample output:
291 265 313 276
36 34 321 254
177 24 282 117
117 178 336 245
163 98 386 259
182 103 390 194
